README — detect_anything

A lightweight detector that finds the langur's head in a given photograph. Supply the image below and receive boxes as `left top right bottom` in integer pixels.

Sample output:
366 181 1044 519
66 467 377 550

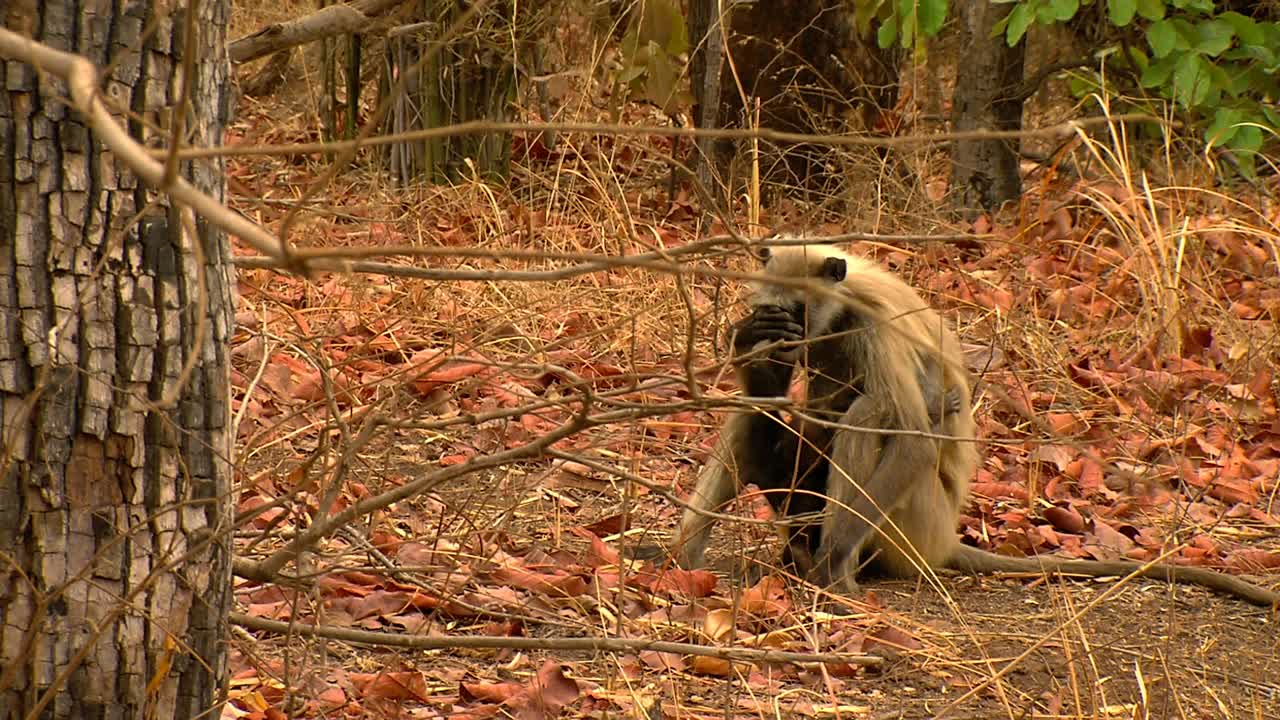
747 243 873 337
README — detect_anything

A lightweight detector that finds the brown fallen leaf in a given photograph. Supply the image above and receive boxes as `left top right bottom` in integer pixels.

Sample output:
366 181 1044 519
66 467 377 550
738 574 790 615
866 625 921 660
517 662 580 720
1226 549 1280 572
489 566 589 598
1043 505 1086 535
690 655 735 676
349 670 430 702
639 650 684 672
630 567 718 598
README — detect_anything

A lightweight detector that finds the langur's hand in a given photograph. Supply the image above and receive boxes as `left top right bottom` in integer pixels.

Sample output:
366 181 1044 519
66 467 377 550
731 305 805 362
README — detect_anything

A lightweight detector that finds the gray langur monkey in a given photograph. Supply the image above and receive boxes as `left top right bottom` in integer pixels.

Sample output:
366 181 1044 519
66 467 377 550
675 244 1278 608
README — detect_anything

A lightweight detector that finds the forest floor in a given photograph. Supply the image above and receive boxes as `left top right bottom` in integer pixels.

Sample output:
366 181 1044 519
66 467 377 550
223 3 1280 719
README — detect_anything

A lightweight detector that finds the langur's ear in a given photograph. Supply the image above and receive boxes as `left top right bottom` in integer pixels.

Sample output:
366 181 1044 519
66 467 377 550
750 245 772 264
820 256 847 282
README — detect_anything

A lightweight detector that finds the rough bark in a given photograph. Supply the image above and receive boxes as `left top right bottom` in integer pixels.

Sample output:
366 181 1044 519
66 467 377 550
949 1 1027 213
687 0 901 195
0 1 235 718
687 0 726 200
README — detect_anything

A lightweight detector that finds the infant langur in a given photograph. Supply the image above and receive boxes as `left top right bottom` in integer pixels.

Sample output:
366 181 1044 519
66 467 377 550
675 244 1277 608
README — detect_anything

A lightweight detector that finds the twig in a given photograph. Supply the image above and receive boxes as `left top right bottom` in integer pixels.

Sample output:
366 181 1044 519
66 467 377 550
232 231 993 282
229 612 883 667
157 114 1171 161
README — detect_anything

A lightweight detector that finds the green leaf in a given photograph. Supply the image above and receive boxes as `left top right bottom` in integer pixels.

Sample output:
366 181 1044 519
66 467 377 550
918 0 949 36
1232 43 1278 70
899 14 916 46
1140 55 1176 87
1006 3 1035 45
1262 106 1280 129
1108 0 1137 27
1218 12 1263 46
1223 119 1264 176
1067 74 1099 97
1205 107 1243 146
630 0 688 57
1171 18 1199 50
618 61 647 85
642 44 682 112
1230 152 1257 180
1147 19 1177 57
1231 125 1263 154
1135 0 1165 21
1221 64 1263 97
1048 0 1080 21
1120 45 1149 71
1195 19 1235 57
1171 0 1214 13
992 9 1013 38
1172 52 1212 108
878 14 899 48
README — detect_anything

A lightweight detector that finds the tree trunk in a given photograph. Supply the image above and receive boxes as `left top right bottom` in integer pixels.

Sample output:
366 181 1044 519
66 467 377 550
380 1 533 184
687 0 728 202
687 0 901 197
0 1 235 718
950 0 1027 213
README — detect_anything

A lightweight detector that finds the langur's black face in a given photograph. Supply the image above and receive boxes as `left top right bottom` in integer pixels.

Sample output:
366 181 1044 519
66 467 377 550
747 246 849 337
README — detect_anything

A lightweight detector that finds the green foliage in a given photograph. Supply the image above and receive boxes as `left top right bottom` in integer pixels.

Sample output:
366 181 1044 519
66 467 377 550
616 0 692 114
994 0 1280 177
852 0 950 50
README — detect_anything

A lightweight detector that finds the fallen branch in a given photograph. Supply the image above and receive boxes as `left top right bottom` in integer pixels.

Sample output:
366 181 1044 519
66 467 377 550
230 612 884 668
228 0 407 64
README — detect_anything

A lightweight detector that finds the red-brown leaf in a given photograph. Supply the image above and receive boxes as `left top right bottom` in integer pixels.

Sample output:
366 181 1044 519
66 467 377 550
631 567 718 598
1043 506 1086 534
489 566 589 598
349 670 430 701
1226 549 1280 572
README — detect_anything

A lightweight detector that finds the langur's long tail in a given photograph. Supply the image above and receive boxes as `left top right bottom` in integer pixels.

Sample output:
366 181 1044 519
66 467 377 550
946 544 1279 609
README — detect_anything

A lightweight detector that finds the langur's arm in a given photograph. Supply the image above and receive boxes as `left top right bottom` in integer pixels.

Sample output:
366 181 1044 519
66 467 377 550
917 355 965 425
675 415 752 569
677 402 805 569
812 427 940 584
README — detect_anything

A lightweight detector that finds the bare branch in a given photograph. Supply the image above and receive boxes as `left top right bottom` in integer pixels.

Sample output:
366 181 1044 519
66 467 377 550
229 612 884 667
232 231 994 282
242 393 593 582
228 0 408 64
155 113 1172 161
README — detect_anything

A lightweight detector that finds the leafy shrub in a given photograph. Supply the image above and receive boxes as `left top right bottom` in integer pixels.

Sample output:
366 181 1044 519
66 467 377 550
995 0 1280 177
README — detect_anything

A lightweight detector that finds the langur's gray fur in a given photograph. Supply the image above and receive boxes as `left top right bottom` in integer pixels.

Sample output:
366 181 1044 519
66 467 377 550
675 243 1278 608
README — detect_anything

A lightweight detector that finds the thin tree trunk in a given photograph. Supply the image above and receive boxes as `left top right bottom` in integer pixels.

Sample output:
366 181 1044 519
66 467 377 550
688 0 901 197
688 0 728 204
0 1 235 718
950 0 1027 213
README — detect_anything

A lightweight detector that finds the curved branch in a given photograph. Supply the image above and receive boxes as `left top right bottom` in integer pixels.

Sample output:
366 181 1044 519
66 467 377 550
228 0 408 64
